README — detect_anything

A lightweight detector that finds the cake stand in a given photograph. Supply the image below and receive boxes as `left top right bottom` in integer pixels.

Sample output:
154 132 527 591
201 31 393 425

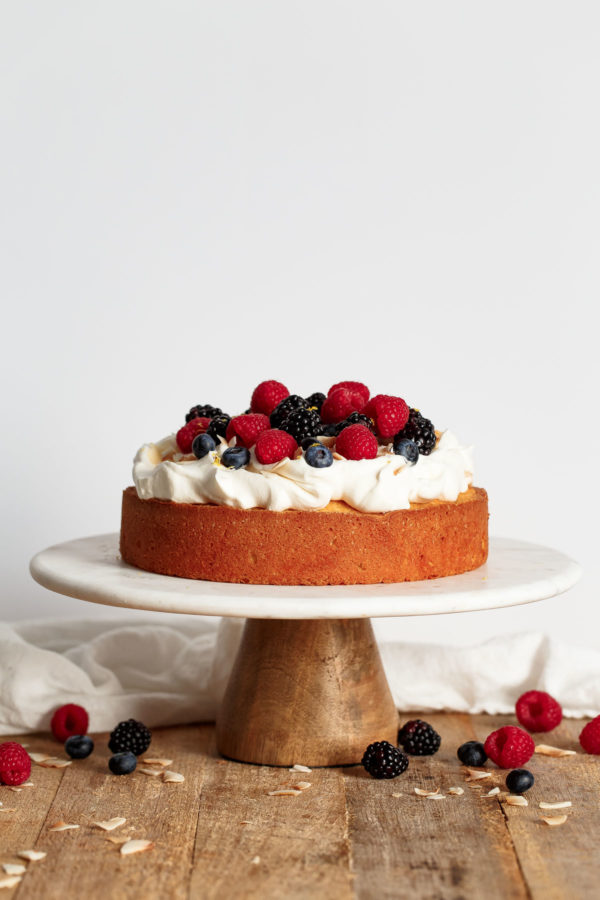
30 535 581 767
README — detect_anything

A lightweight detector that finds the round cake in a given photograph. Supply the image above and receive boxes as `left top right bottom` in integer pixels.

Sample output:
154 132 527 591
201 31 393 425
120 380 489 585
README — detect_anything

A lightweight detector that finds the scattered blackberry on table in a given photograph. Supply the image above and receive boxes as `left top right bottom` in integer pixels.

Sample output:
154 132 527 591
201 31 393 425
281 408 322 443
392 437 419 465
305 392 326 412
362 741 409 779
457 740 488 767
65 735 94 759
270 395 307 429
334 412 376 435
304 442 333 468
221 446 250 469
186 404 223 423
108 719 152 756
398 719 441 756
192 432 216 459
109 751 137 776
206 415 231 442
394 409 436 455
506 768 534 794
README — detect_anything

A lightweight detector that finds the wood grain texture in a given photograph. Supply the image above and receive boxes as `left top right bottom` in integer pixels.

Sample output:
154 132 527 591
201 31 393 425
1 716 598 899
216 618 399 766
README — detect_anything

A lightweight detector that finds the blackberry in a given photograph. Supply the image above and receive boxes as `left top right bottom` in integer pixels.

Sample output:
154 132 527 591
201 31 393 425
398 719 441 756
362 741 409 779
281 408 322 443
457 741 487 767
186 404 223 423
206 414 231 442
319 423 338 437
305 392 326 412
270 395 307 429
335 412 375 435
108 719 152 757
394 409 436 455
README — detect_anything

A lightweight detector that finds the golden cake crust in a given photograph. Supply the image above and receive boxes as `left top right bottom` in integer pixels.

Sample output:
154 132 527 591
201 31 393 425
120 486 489 585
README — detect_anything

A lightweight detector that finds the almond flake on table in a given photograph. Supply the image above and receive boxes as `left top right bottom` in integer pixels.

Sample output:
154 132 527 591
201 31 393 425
289 764 312 773
534 744 576 758
447 787 464 796
162 771 185 783
504 795 528 807
94 817 127 831
426 794 446 800
17 850 47 862
28 752 51 763
37 758 72 769
49 821 80 832
138 767 164 777
541 814 568 826
0 876 23 889
293 782 311 791
483 787 501 797
414 787 440 797
539 801 572 810
106 835 132 845
120 839 155 856
2 865 26 876
8 787 22 793
463 768 492 781
142 758 173 767
267 789 302 797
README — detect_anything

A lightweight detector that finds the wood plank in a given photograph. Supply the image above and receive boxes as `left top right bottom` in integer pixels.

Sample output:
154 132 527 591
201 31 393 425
344 712 528 900
5 725 209 900
190 753 353 899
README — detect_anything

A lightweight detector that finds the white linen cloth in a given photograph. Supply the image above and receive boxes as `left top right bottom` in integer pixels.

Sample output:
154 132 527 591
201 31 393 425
1 618 599 735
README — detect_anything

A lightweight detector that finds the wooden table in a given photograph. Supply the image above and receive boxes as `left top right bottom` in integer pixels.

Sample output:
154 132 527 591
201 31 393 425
0 713 596 899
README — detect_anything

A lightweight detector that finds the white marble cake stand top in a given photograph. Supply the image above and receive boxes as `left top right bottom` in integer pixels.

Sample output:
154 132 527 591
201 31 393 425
29 534 581 620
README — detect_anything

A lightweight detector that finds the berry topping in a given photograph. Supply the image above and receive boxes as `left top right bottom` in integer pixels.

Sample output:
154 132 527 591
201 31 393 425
206 414 231 443
516 690 563 733
334 412 376 434
305 392 326 412
226 414 271 448
176 417 210 454
304 442 334 468
108 751 137 776
281 408 322 444
186 404 223 423
335 424 378 460
394 408 437 455
108 719 151 757
51 704 89 743
484 725 535 768
506 768 534 794
362 741 409 779
398 719 441 756
363 394 410 441
270 395 308 429
251 380 289 416
328 381 370 405
393 437 419 465
221 446 251 469
320 387 364 424
579 715 600 754
457 741 488 767
319 423 338 437
0 741 32 786
255 429 298 465
192 432 216 459
65 735 94 759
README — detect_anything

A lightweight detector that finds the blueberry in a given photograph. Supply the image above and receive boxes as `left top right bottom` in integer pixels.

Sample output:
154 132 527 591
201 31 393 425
506 768 534 794
221 446 250 469
457 740 488 767
393 436 419 465
304 442 333 468
300 436 320 450
192 432 216 459
108 751 137 776
64 734 94 759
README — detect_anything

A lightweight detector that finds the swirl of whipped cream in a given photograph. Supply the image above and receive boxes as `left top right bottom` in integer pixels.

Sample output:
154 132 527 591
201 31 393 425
132 430 474 514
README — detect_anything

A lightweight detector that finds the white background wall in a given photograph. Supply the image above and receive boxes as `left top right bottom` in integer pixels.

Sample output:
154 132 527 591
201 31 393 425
2 1 598 648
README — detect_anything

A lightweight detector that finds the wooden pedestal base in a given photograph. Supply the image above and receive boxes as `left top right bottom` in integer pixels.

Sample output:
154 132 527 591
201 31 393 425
215 618 398 767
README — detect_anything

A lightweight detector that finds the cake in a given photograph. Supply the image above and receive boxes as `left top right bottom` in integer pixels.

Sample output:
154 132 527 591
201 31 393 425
120 380 488 585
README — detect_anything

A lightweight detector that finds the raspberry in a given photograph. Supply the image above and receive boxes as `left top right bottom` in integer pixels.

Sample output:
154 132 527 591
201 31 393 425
398 719 441 756
336 424 378 460
516 690 563 733
51 703 89 742
0 742 31 786
251 380 289 416
363 394 410 441
255 429 298 464
225 414 271 448
483 725 535 768
176 417 210 453
328 381 370 405
579 715 600 754
108 719 152 756
321 388 364 424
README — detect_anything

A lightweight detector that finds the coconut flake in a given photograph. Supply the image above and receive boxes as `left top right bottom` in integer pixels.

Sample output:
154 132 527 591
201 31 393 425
539 800 572 809
138 766 164 777
267 789 302 796
414 787 440 797
293 781 311 791
464 768 492 781
28 752 51 763
483 787 501 797
289 764 312 773
250 856 261 865
49 821 80 832
94 817 127 831
37 758 72 768
162 771 185 783
142 758 173 767
541 814 568 826
535 744 576 758
17 850 47 862
504 794 528 807
0 876 22 889
2 865 26 876
447 786 464 796
120 839 154 856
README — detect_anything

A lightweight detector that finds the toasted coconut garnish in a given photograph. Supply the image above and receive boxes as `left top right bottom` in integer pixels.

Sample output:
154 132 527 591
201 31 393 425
8 787 22 793
37 758 72 768
162 771 185 783
504 794 528 807
267 789 302 796
535 744 576 758
138 766 164 777
426 794 446 800
0 876 23 889
20 782 34 788
293 781 311 791
414 787 440 797
0 808 17 814
142 758 173 767
28 752 51 763
447 786 464 796
48 822 80 832
289 764 312 773
332 452 344 460
2 864 26 876
120 839 154 856
483 787 500 797
106 835 132 845
391 792 402 798
94 817 126 831
539 800 572 809
464 768 492 782
250 856 261 865
540 814 568 826
17 850 47 862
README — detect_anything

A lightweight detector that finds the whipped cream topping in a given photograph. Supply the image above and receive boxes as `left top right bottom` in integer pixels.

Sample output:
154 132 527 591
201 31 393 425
132 430 474 514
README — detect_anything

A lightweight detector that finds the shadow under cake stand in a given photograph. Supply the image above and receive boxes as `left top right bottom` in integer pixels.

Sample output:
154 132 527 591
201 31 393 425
30 536 581 767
